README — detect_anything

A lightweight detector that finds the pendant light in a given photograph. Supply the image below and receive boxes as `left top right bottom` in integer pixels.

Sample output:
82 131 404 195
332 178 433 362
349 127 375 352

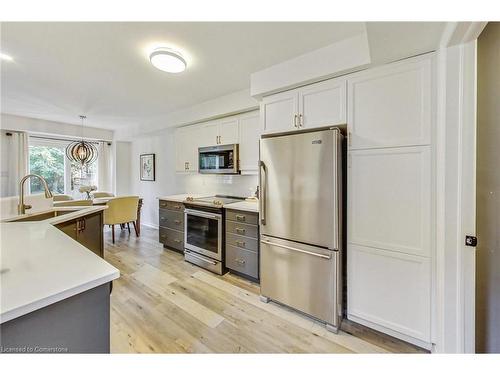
66 115 98 166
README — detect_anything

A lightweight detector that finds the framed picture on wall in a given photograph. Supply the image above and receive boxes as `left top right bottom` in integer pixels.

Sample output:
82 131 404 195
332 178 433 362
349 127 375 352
140 153 155 181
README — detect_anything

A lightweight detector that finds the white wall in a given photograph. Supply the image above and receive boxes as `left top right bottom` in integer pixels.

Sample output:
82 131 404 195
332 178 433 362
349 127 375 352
115 141 132 196
0 113 114 141
129 127 258 228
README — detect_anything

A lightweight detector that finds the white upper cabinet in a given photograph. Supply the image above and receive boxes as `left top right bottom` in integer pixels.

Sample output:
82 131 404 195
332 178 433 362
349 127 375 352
198 117 239 147
261 77 347 135
260 90 298 134
347 58 432 149
298 77 347 129
175 125 198 173
199 121 219 147
175 111 259 174
238 111 260 173
218 117 239 145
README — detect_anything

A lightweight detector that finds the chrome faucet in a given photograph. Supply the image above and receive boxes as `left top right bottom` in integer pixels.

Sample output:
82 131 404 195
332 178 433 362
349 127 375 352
18 174 54 215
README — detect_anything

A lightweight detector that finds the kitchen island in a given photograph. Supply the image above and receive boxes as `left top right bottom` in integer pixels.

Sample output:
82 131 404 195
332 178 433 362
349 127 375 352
0 206 119 353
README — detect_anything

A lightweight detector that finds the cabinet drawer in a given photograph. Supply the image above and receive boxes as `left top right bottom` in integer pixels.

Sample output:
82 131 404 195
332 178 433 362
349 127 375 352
159 200 184 211
226 245 258 279
226 221 258 238
226 233 258 252
159 227 184 251
226 209 258 225
159 208 184 231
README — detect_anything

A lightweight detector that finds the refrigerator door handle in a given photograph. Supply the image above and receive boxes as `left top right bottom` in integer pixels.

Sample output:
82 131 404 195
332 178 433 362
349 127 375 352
332 128 340 251
261 239 332 260
259 160 267 225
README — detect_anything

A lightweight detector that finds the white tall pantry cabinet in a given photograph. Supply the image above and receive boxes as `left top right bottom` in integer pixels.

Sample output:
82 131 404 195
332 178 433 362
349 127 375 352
346 56 434 349
258 54 435 350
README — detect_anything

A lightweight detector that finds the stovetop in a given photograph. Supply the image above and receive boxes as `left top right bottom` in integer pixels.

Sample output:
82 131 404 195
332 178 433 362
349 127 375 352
184 195 244 208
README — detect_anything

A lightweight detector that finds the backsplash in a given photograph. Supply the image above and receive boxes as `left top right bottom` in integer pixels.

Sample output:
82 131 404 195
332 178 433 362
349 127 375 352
176 174 259 198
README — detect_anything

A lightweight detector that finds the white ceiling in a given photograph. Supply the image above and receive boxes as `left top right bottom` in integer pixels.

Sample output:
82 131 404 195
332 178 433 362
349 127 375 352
0 22 366 130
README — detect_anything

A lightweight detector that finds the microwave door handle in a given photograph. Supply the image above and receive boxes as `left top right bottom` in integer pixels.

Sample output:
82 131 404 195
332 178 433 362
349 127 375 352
259 160 266 225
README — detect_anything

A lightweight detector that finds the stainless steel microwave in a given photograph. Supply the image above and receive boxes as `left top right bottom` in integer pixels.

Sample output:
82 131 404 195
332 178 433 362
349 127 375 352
198 144 240 174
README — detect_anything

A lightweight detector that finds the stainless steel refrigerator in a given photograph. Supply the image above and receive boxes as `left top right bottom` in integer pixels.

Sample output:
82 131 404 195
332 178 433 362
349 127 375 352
259 127 343 332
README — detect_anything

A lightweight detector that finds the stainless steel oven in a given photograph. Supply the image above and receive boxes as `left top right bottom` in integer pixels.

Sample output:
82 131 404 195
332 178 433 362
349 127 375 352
198 144 239 174
184 208 223 274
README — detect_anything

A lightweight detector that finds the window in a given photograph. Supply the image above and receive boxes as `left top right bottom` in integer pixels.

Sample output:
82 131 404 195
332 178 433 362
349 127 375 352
29 137 99 198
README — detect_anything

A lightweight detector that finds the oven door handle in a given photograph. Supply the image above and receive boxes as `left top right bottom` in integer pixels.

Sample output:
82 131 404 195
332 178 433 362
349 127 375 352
184 209 221 220
185 250 217 265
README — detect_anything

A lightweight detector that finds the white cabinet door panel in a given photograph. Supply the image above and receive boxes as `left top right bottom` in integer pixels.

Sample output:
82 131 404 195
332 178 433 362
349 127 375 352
348 59 432 149
298 78 347 128
174 127 187 172
347 244 431 343
238 112 260 173
348 147 431 257
198 121 219 147
261 90 298 134
219 118 239 145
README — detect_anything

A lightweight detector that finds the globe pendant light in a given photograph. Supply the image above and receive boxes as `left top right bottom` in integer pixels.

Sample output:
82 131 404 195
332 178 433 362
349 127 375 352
66 115 98 166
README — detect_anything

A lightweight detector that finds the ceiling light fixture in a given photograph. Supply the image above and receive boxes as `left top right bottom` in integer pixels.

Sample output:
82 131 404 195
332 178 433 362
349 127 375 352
66 115 98 167
0 52 13 61
149 47 186 73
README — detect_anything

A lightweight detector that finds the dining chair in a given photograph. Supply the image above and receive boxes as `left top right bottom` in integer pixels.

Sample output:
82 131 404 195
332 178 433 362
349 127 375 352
103 196 140 243
53 194 74 202
93 192 115 198
53 199 93 207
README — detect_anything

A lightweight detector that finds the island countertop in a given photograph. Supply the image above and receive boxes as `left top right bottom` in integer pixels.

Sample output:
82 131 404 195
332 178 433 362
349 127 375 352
0 206 119 324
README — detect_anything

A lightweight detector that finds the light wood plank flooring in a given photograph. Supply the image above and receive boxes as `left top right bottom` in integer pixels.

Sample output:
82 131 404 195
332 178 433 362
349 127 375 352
104 226 415 353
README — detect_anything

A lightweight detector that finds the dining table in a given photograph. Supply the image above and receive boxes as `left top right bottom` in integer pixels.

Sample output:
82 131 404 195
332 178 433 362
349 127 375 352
92 197 143 236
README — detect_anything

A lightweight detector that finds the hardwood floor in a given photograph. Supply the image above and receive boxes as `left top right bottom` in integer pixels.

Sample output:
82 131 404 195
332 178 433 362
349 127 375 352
104 226 416 353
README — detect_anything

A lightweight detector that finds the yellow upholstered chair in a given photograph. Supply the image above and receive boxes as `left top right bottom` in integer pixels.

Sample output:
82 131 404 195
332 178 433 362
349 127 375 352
53 194 74 202
53 199 93 207
93 192 115 198
103 196 139 243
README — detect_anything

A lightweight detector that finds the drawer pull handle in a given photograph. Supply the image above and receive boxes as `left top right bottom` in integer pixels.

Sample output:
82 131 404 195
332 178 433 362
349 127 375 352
235 215 246 221
174 220 181 224
236 241 246 247
160 217 166 220
174 239 181 243
235 258 246 265
174 205 181 210
235 228 246 234
161 234 166 238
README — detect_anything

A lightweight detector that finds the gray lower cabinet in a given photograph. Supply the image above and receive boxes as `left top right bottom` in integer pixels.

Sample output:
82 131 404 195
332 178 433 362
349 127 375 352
0 283 111 353
159 200 184 252
54 211 104 257
225 209 259 281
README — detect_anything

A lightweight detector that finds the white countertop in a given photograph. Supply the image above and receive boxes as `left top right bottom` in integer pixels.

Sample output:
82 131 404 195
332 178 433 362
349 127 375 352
224 200 259 213
0 206 119 323
157 193 208 203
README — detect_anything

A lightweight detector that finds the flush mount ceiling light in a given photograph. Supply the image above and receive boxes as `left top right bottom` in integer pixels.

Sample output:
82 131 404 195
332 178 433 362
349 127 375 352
149 47 186 73
0 52 13 61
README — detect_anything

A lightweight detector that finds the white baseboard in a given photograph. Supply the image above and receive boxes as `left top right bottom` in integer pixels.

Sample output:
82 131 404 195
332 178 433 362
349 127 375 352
141 222 159 230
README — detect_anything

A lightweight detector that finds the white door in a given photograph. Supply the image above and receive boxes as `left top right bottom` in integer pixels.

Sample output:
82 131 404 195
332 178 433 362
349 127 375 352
347 146 432 348
218 117 239 145
298 77 347 128
347 58 432 149
185 125 199 172
198 121 219 147
174 127 188 172
238 111 260 173
260 90 299 134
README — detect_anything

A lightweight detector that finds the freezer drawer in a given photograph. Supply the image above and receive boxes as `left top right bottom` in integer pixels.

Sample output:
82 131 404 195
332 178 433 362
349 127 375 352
260 235 341 328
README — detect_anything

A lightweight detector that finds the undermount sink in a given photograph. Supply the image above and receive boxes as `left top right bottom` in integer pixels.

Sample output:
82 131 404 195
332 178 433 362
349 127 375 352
7 210 79 222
